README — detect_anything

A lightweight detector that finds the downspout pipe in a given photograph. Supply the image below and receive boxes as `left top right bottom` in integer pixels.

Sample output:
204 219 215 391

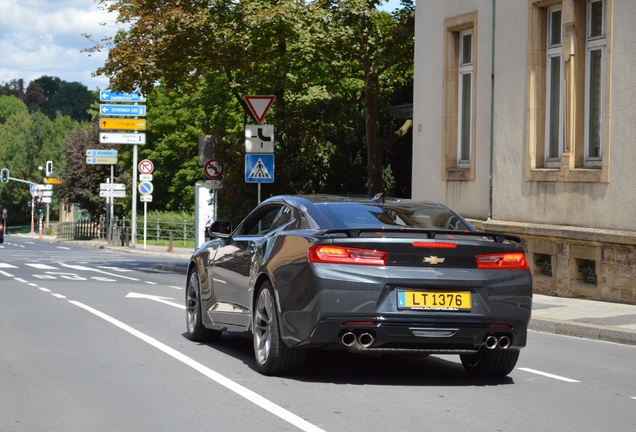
488 0 496 220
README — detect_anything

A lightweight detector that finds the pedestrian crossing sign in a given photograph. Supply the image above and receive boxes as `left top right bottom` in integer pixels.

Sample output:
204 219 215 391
245 154 274 183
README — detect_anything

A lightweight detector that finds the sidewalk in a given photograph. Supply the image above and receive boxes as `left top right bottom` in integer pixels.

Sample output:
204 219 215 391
16 233 636 347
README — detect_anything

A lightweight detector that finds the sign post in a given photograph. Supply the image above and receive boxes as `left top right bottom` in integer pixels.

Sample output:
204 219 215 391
244 96 275 205
137 162 154 250
99 91 147 247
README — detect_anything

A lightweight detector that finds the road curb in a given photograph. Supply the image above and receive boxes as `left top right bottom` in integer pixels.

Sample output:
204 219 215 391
153 263 189 274
530 317 636 346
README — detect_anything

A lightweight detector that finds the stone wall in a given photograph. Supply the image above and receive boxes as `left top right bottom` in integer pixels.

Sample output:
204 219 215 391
469 219 636 305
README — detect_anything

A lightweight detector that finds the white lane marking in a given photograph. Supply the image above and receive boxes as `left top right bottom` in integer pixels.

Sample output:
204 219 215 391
26 263 59 270
68 300 326 432
169 285 183 290
0 270 15 277
56 246 71 250
58 263 140 281
39 288 51 292
0 263 18 268
518 368 580 383
14 278 27 283
144 281 158 285
126 292 184 309
52 293 66 299
98 266 133 272
44 272 86 281
91 277 117 282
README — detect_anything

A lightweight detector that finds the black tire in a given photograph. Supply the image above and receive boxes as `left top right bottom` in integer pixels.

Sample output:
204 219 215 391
185 268 221 342
252 281 306 376
460 350 520 377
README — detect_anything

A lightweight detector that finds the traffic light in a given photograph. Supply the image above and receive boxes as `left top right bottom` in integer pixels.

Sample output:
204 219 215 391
1 168 8 183
36 201 45 215
45 161 53 176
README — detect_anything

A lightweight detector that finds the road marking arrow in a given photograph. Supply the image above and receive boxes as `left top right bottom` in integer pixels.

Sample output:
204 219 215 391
126 292 185 309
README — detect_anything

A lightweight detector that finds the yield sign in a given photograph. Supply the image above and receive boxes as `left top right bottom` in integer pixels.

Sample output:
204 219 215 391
244 95 275 124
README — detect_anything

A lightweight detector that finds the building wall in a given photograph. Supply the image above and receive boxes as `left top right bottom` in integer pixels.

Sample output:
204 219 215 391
413 0 494 218
413 0 636 304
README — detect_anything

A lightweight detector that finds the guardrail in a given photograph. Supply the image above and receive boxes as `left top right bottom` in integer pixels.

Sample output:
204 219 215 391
5 225 34 234
57 218 196 246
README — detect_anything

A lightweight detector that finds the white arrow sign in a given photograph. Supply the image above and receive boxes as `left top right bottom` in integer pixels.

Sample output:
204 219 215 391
100 183 126 190
100 132 146 145
126 292 184 309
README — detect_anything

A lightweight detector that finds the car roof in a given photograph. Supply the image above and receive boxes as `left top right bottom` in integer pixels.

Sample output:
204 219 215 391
265 194 454 212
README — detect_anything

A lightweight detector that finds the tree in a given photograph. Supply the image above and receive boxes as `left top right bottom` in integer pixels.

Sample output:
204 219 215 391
0 95 29 124
24 81 46 110
88 1 413 197
313 0 414 195
58 121 113 220
0 94 79 224
0 79 23 98
33 76 62 102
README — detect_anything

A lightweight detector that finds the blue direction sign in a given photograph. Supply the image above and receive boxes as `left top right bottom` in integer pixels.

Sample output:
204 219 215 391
86 149 118 157
245 154 274 183
100 104 146 117
99 91 146 102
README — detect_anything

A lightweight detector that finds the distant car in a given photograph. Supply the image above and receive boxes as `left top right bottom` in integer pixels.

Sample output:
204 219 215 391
185 195 532 377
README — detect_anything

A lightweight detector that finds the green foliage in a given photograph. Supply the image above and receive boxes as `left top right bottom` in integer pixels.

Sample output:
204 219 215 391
3 2 415 226
0 95 28 124
58 121 114 221
0 95 79 224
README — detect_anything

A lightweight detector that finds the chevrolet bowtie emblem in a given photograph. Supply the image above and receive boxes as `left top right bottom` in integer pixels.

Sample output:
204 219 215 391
424 256 445 265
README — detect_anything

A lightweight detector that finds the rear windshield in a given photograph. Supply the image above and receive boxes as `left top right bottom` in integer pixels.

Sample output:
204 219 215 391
315 203 472 231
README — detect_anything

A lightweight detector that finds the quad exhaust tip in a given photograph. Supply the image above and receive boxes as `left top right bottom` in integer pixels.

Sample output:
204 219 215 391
339 331 376 349
485 334 511 350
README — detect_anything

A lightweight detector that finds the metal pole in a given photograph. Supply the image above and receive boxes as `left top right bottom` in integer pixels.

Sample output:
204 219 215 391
131 144 138 247
110 165 114 242
30 198 34 233
143 201 147 250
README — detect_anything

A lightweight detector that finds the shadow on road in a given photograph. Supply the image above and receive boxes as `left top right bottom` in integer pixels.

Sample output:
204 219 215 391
182 332 514 387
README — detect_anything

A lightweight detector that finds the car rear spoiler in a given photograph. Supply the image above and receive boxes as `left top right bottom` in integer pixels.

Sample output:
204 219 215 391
320 228 522 244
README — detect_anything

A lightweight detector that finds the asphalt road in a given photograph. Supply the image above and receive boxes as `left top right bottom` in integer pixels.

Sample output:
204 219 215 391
1 238 635 432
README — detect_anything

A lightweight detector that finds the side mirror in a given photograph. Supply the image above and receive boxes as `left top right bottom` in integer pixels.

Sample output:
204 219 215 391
211 220 232 234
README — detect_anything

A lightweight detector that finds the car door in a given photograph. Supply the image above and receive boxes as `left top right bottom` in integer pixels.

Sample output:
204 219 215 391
207 203 285 329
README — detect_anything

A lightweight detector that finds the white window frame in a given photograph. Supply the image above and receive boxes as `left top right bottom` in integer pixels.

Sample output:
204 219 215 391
584 0 606 167
457 30 473 168
545 6 563 168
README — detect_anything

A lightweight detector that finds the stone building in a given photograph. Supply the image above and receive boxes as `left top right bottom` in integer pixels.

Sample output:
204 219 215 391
412 0 636 303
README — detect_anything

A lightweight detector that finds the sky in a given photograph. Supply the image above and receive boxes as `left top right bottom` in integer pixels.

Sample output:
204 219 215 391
0 0 408 92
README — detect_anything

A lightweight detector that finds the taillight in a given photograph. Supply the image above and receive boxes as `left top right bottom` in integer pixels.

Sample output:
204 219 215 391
308 245 388 266
476 252 529 269
412 241 457 248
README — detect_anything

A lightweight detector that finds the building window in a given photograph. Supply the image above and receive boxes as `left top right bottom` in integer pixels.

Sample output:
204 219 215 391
442 13 477 181
458 30 473 168
584 0 606 167
545 7 563 167
526 0 612 183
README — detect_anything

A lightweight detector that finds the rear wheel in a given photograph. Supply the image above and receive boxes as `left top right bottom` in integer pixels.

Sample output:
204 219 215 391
460 350 520 377
253 281 306 375
185 268 221 342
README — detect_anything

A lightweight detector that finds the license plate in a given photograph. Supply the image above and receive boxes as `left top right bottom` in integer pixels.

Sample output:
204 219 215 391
397 290 472 311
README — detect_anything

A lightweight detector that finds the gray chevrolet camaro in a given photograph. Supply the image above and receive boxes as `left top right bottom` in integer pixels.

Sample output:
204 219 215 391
186 195 533 377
